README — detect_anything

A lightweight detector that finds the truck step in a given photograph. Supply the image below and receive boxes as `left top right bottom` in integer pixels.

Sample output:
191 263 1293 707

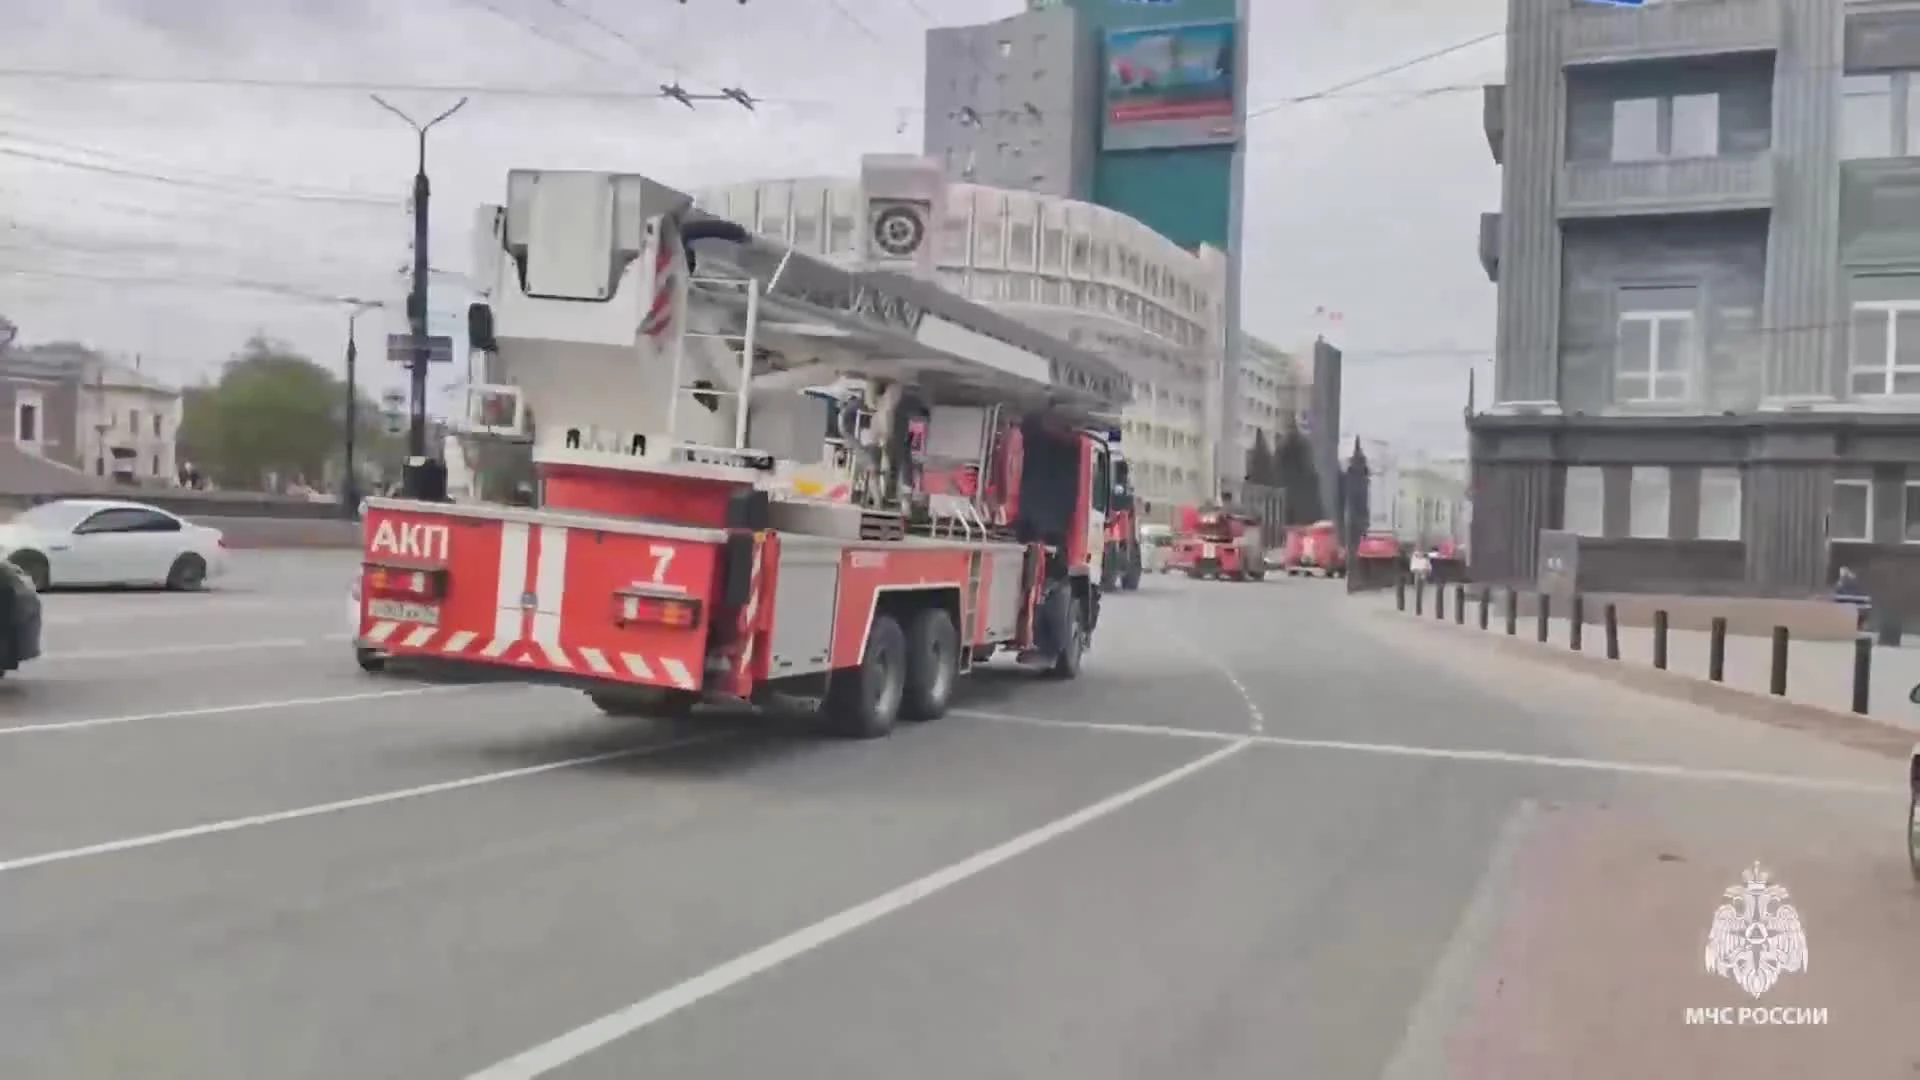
858 510 907 542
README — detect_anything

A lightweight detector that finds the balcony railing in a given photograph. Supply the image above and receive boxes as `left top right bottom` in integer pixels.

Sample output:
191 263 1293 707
1478 213 1500 282
1483 85 1505 166
1558 153 1774 218
1562 0 1780 66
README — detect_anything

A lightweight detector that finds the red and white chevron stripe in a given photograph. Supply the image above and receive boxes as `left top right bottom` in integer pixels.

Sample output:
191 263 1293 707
363 619 698 689
728 532 769 695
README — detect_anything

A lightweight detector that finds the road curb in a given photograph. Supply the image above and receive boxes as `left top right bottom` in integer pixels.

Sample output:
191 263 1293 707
1372 608 1916 761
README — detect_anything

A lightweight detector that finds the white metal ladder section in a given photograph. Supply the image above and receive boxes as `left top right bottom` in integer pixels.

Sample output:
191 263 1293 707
960 548 984 673
666 274 760 450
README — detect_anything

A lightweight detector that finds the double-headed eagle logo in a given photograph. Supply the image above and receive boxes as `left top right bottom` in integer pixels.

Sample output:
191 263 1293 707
1704 862 1808 998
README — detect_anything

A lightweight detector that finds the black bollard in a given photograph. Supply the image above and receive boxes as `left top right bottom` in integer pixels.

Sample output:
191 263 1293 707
1652 610 1669 670
1851 634 1872 715
1769 625 1788 696
1396 576 1406 611
1434 581 1445 620
1604 602 1620 660
1569 595 1584 651
1708 617 1727 683
1454 584 1466 625
1505 589 1518 636
1536 593 1550 643
1478 587 1491 630
1413 581 1424 616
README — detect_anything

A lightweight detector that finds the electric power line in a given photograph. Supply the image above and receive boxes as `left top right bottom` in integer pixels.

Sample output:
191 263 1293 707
0 143 399 207
1248 31 1505 119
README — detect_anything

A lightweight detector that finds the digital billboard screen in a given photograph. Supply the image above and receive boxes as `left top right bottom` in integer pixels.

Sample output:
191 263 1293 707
1102 20 1240 152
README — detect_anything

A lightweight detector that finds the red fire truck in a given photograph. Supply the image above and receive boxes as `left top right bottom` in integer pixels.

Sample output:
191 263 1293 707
353 169 1130 738
1172 504 1266 582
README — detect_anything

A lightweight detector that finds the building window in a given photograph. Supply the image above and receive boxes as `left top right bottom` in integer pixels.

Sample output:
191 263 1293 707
1699 467 1743 540
1848 299 1920 397
1670 93 1721 157
15 390 40 446
1905 481 1920 544
1616 297 1695 403
1612 98 1661 161
1611 94 1721 161
1563 466 1604 536
1840 72 1917 160
1831 478 1872 541
151 412 162 437
1629 466 1671 539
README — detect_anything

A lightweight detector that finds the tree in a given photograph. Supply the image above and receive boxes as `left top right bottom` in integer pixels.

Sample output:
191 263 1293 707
1246 428 1275 487
178 334 394 491
1273 423 1324 524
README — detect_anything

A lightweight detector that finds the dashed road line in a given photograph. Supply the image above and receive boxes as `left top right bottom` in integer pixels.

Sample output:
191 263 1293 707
0 731 737 873
34 635 351 663
0 684 483 736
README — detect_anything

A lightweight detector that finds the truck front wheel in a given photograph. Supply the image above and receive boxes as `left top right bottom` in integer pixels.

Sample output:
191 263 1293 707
901 608 959 722
1047 595 1087 680
823 613 907 738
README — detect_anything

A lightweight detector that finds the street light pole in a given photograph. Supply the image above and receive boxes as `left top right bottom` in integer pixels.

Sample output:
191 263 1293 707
341 300 380 517
370 93 468 467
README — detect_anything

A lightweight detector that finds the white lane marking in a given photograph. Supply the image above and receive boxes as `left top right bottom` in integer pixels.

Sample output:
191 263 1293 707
462 738 1252 1079
0 685 482 737
0 731 736 874
951 710 1899 796
1380 799 1541 1080
32 635 351 663
41 596 342 625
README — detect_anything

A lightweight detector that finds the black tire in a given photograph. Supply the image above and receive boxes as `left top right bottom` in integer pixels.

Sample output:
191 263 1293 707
10 552 48 592
901 608 960 722
1047 595 1086 680
1247 569 1266 582
1909 778 1920 884
355 648 387 674
822 614 907 738
589 687 698 720
166 553 207 591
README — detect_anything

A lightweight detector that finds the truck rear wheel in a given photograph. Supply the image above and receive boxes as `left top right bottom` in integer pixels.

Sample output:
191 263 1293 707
901 608 959 722
823 613 907 738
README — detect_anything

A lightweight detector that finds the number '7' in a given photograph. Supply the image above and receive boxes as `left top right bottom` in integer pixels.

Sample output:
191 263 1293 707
647 544 675 584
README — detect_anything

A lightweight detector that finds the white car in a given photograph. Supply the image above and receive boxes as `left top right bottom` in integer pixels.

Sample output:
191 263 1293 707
0 498 227 591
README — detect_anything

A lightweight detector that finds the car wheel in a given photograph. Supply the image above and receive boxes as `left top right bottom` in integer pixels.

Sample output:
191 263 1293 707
166 553 208 591
9 552 48 592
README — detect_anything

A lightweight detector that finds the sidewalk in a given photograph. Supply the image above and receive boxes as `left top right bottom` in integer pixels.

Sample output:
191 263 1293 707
1395 594 1920 734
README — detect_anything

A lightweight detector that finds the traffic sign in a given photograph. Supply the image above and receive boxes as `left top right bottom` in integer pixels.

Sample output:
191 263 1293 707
386 334 454 365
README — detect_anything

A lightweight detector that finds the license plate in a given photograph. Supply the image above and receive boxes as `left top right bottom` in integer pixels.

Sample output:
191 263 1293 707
369 598 440 625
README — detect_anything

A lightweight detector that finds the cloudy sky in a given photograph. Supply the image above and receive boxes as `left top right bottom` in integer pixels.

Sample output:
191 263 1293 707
0 0 1503 455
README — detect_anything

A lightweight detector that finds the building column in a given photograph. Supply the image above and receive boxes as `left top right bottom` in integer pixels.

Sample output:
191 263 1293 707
1743 429 1836 594
1759 0 1844 406
1493 0 1566 411
1468 433 1559 585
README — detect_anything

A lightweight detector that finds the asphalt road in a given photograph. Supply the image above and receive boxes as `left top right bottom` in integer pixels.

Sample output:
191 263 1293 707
1 554 1916 1079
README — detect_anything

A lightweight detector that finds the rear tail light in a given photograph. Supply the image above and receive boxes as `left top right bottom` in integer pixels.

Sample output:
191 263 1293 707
363 562 447 601
613 588 702 630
